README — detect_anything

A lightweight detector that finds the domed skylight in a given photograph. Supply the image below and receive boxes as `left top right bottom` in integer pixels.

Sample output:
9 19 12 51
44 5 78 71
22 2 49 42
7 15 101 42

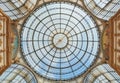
20 2 100 80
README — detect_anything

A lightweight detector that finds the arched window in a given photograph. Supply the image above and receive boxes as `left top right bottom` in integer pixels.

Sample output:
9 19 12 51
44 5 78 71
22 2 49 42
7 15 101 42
84 64 120 83
0 64 37 83
0 0 37 20
84 0 120 20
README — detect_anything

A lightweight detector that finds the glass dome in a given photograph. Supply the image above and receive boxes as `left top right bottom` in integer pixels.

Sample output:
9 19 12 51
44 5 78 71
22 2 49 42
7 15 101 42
20 2 100 80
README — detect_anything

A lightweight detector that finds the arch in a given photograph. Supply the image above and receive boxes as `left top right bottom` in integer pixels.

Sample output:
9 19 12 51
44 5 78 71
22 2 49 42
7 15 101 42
84 64 120 83
0 0 37 20
0 64 37 83
84 0 120 20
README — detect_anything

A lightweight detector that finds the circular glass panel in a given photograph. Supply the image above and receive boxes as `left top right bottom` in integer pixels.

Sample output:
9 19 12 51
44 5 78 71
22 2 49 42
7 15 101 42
20 2 100 80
